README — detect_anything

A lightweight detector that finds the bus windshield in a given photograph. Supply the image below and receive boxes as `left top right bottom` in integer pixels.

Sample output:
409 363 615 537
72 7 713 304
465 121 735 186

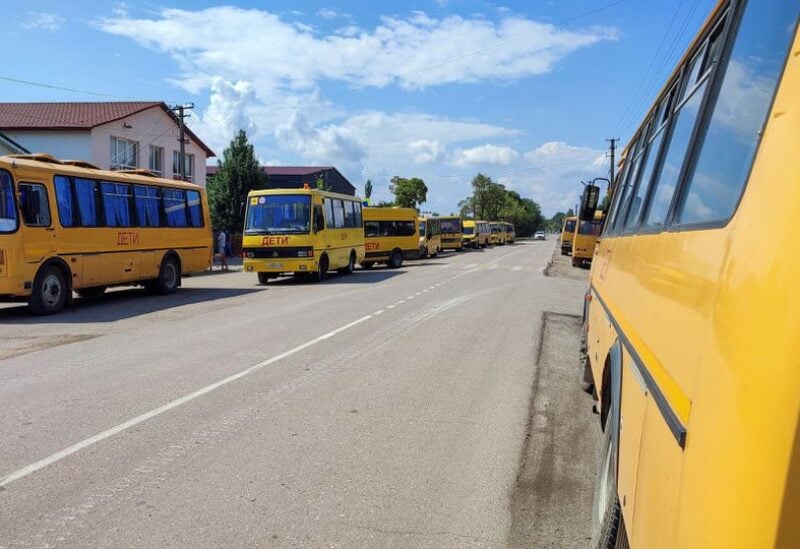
245 195 311 235
463 227 474 235
0 172 17 233
564 220 576 232
578 220 602 236
440 219 460 233
419 221 426 236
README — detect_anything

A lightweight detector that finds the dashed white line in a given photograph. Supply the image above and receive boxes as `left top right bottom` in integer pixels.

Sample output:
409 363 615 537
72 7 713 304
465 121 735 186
511 266 523 272
0 314 373 489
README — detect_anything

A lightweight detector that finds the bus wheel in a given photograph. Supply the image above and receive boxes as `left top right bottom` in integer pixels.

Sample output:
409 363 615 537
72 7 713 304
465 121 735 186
76 286 106 299
257 272 270 285
312 256 329 282
29 264 68 315
591 400 627 548
153 255 180 294
338 252 356 275
388 250 403 269
572 258 580 268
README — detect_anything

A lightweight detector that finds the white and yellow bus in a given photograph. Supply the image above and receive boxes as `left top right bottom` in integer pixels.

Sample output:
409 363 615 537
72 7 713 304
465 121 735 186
242 187 365 283
361 207 420 269
0 153 212 315
438 216 463 251
462 219 490 249
418 216 441 258
583 1 800 547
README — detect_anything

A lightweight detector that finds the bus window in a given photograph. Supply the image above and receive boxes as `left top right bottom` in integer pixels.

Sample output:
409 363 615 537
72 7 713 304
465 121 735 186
74 178 99 227
134 185 161 228
163 189 188 228
0 171 16 232
19 183 51 227
578 220 602 236
101 182 133 228
245 194 312 234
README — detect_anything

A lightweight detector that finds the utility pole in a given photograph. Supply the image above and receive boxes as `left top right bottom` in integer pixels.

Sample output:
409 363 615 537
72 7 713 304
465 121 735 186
171 103 194 181
606 138 619 189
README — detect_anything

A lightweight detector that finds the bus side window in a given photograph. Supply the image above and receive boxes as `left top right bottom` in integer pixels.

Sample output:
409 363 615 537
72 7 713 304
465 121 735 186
324 198 335 229
19 183 51 227
313 205 324 233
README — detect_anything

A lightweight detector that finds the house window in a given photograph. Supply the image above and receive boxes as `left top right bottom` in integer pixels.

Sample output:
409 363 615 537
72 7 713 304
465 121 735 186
172 151 194 182
149 145 164 176
110 136 138 170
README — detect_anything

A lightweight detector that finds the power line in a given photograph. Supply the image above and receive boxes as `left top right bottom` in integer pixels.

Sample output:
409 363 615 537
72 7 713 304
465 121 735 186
0 76 125 99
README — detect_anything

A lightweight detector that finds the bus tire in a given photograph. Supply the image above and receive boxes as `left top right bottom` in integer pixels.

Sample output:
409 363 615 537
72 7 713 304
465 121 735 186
580 356 595 394
338 252 356 275
592 400 622 548
312 255 329 282
388 250 403 269
572 257 580 268
29 263 69 315
153 255 180 295
257 272 270 285
76 286 106 299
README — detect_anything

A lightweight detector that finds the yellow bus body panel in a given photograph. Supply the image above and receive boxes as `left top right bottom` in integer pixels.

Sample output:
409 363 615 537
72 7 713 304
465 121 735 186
586 17 800 549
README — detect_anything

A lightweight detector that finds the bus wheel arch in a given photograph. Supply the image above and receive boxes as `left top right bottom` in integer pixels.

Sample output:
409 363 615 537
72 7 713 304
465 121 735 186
28 259 72 315
148 251 181 294
338 251 356 275
388 248 403 269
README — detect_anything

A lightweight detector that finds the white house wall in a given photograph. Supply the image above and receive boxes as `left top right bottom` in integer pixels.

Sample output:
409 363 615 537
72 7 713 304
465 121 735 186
90 107 208 186
2 131 91 161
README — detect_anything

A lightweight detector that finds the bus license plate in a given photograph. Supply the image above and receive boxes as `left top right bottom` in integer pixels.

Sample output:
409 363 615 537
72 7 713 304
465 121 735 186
268 262 283 269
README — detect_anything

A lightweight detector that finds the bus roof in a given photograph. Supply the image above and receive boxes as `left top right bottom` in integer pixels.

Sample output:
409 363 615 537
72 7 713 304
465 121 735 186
0 154 204 190
247 187 361 202
363 206 417 221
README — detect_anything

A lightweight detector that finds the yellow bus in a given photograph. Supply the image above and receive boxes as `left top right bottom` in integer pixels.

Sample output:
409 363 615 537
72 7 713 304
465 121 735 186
418 216 441 258
361 207 419 269
560 216 577 255
242 187 365 283
570 212 602 268
488 221 501 245
462 219 490 248
0 154 211 315
503 222 515 244
438 216 463 251
583 2 800 547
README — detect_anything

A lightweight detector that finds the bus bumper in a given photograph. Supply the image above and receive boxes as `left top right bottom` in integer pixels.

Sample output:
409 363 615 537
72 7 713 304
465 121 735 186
243 257 317 275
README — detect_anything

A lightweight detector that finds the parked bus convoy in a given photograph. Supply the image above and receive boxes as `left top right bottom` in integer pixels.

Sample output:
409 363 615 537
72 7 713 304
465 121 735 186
0 161 525 313
581 1 800 548
0 153 212 315
462 219 491 248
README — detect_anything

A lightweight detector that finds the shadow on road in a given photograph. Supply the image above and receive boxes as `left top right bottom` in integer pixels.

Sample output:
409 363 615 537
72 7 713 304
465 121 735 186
262 270 404 286
0 287 262 325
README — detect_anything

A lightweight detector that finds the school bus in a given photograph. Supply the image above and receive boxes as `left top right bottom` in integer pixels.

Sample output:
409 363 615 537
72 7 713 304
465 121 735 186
488 221 501 245
462 219 490 249
438 216 463 251
361 207 419 269
560 216 577 255
570 212 602 268
583 2 800 547
242 187 365 283
0 154 211 315
503 222 515 244
418 216 441 258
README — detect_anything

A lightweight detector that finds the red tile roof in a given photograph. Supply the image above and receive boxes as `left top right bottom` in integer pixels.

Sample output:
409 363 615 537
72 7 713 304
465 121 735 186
0 102 214 156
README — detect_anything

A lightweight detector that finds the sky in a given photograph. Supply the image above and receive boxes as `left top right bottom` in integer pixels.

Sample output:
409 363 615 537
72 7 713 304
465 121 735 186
2 0 717 216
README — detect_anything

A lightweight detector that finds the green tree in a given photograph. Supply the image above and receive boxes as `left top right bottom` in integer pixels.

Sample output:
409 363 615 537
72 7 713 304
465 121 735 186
389 176 428 209
373 200 395 207
458 196 475 218
364 179 373 199
207 130 268 232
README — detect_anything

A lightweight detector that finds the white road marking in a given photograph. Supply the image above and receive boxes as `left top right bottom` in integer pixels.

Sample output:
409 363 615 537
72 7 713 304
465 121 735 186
387 304 396 309
488 264 499 270
415 292 422 296
397 300 406 304
407 296 415 300
462 263 476 269
0 314 373 489
511 266 523 272
374 310 384 316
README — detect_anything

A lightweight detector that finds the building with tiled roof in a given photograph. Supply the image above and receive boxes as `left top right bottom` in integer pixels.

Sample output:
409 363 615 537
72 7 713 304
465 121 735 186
207 165 356 195
0 102 214 185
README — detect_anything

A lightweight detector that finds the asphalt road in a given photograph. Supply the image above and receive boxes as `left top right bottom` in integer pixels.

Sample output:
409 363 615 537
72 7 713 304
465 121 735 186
0 240 592 548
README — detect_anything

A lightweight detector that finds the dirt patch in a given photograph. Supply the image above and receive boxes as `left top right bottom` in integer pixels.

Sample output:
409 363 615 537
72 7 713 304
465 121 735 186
0 334 99 362
545 250 590 282
508 313 601 548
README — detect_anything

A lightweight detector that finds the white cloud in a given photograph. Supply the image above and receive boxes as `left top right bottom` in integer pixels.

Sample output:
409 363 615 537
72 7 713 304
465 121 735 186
111 2 129 18
408 139 445 164
21 11 64 31
96 7 617 91
317 8 350 20
194 77 258 153
451 143 519 166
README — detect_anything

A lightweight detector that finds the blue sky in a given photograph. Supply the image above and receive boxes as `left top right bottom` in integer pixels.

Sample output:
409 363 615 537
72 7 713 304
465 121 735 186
3 1 716 215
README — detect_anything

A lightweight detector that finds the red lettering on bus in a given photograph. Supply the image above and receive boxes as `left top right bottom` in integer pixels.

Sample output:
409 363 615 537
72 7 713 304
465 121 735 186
261 236 290 246
117 232 139 245
366 242 380 251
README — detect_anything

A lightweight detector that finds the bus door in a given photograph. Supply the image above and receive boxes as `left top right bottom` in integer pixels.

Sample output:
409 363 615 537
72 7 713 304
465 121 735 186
18 181 57 264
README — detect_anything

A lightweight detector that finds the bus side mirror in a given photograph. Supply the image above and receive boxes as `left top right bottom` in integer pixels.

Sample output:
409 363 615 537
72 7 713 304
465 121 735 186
580 184 600 221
